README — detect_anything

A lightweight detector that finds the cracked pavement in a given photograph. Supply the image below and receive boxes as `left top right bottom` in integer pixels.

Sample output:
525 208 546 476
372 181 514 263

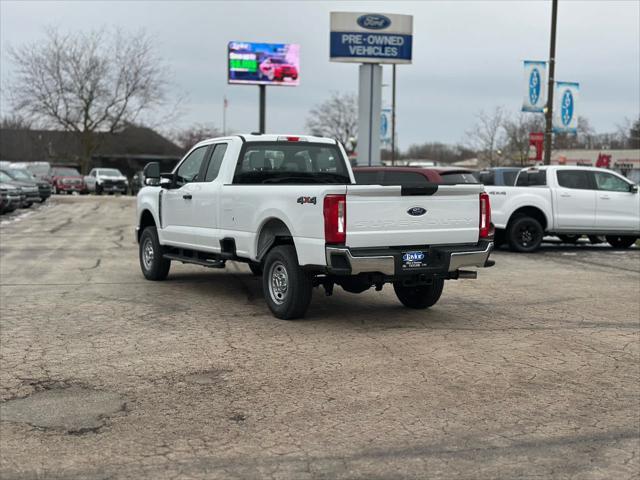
0 196 639 479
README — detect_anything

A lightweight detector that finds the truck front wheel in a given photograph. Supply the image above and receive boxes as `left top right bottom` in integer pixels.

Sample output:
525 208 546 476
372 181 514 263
262 245 313 320
139 226 171 280
507 216 543 252
393 279 444 309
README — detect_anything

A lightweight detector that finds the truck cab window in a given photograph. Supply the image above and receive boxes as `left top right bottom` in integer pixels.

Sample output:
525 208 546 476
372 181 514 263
594 172 631 192
176 146 208 186
557 170 592 190
205 144 228 182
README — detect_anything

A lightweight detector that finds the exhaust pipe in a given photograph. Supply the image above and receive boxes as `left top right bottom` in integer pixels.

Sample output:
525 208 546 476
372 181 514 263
456 270 477 279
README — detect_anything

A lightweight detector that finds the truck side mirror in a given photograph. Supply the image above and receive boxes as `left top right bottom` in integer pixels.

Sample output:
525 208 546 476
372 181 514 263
630 184 638 194
143 162 160 186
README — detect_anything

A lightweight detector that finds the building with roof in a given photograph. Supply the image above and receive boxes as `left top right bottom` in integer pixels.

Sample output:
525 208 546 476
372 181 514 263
0 125 183 176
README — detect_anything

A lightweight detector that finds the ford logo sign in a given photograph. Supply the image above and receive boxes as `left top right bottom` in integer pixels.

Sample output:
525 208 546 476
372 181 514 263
407 207 427 216
357 14 392 30
529 67 541 105
561 89 574 126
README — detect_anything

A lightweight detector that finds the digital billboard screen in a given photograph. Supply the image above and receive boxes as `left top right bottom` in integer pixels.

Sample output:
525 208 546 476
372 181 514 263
228 41 300 86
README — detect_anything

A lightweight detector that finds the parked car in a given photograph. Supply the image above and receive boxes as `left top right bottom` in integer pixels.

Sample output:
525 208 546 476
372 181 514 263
0 183 22 214
352 166 480 186
1 167 51 203
84 168 128 195
488 166 639 251
130 171 146 195
136 134 494 319
0 170 39 207
259 58 298 82
10 162 52 183
474 167 522 186
50 167 85 194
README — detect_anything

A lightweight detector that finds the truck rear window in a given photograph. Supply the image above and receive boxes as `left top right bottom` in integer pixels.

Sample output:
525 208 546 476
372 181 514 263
439 172 479 185
233 142 351 184
516 170 547 186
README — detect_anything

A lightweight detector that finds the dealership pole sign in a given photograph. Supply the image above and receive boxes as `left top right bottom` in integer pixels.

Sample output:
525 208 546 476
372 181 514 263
330 12 413 63
522 60 547 113
553 81 579 134
330 12 413 166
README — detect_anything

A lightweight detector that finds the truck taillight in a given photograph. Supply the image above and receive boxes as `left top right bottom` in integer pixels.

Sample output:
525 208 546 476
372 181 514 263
479 192 491 238
324 194 346 244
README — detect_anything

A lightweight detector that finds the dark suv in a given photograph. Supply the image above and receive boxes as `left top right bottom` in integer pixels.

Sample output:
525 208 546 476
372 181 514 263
1 168 51 203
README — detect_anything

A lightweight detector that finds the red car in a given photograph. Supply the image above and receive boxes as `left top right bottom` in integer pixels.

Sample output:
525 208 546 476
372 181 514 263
352 166 479 186
50 167 86 194
259 58 298 82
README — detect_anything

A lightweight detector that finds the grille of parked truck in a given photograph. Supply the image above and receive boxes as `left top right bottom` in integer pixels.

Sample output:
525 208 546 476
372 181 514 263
136 134 494 319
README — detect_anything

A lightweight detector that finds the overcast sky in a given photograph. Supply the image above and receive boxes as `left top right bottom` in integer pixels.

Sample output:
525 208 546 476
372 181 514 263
1 0 638 148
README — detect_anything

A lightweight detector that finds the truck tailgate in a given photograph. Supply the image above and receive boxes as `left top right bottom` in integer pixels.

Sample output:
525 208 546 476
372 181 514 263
345 184 483 247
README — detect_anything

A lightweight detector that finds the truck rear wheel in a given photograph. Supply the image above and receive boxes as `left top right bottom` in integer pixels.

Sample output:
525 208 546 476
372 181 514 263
262 245 313 320
507 216 543 253
606 235 637 249
393 279 444 309
139 226 171 280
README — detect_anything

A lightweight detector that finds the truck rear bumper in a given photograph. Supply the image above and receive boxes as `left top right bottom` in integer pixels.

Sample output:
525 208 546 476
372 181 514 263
325 240 493 276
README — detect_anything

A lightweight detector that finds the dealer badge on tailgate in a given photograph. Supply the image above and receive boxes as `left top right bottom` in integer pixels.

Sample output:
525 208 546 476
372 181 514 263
402 251 428 269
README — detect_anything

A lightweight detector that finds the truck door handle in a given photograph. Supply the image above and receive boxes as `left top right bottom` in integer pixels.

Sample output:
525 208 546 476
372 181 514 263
183 194 192 200
600 195 610 200
560 194 571 198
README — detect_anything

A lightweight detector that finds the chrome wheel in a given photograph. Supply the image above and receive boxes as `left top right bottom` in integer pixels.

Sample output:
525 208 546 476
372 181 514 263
142 237 155 271
268 261 289 305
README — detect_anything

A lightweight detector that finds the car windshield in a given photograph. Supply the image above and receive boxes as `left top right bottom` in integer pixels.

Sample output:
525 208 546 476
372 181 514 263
98 169 123 177
439 172 479 185
233 142 351 184
0 172 14 183
269 58 286 64
26 164 50 175
6 169 35 181
52 168 80 176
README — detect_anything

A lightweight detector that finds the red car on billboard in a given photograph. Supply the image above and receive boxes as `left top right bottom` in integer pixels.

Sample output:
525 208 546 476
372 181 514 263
258 57 298 82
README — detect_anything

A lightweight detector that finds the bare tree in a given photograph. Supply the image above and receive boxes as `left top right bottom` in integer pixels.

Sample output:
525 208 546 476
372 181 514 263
0 114 33 129
7 27 174 172
466 107 506 167
172 124 221 152
502 112 545 166
306 92 357 153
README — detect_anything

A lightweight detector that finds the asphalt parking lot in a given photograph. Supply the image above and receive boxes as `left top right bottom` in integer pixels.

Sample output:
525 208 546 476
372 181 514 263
1 196 639 480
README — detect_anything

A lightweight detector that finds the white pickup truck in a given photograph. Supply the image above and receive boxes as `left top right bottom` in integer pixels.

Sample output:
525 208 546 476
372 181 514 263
488 165 639 252
136 134 494 319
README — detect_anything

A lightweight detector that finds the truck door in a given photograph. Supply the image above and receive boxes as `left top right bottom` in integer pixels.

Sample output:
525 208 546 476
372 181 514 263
554 169 596 229
593 171 640 231
161 145 210 245
188 143 228 249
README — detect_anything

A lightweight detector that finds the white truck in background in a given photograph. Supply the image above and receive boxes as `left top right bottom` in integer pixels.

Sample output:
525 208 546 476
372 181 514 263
136 134 494 319
488 165 640 252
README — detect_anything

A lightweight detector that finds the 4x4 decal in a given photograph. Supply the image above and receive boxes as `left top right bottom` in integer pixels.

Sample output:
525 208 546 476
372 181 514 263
297 196 317 205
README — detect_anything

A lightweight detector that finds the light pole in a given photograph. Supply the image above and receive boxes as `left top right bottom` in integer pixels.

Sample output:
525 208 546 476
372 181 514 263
543 0 558 165
391 64 397 166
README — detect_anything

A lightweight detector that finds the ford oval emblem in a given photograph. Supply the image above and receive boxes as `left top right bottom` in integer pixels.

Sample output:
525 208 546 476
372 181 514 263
529 67 541 105
407 207 427 216
561 89 574 126
357 14 392 30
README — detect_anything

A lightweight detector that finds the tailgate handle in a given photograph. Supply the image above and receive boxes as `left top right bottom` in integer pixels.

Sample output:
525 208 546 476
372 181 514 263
400 185 438 196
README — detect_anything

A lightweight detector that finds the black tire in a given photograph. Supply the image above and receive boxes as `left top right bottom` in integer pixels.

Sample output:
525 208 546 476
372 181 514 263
558 234 581 244
507 216 543 253
139 226 171 280
248 263 263 276
588 235 606 244
95 184 102 195
393 279 444 309
262 245 313 320
606 235 637 249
